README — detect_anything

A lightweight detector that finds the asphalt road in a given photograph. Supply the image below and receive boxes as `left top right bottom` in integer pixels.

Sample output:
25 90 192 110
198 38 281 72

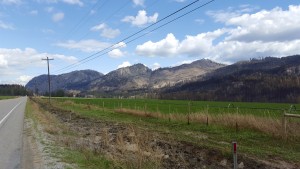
0 97 27 169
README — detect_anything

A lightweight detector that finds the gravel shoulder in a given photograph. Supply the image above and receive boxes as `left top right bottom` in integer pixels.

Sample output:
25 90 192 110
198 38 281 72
22 118 43 169
22 100 75 169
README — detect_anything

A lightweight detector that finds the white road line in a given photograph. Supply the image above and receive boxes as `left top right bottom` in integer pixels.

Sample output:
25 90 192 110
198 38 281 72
0 101 23 128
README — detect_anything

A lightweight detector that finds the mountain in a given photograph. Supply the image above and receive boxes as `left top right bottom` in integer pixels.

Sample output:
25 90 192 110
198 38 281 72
26 59 223 96
89 64 152 95
88 59 224 96
26 55 300 102
161 55 300 102
26 70 103 94
150 59 224 89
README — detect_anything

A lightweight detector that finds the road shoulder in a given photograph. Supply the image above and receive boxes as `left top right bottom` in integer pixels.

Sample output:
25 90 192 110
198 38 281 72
22 118 44 169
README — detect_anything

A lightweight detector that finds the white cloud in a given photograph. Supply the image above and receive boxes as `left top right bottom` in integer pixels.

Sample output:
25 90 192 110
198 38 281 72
62 0 83 6
108 49 125 58
37 0 83 6
0 0 22 5
18 75 32 84
113 42 126 49
206 5 259 23
52 54 78 63
0 54 8 68
152 63 160 70
108 42 127 58
91 23 120 39
56 39 110 53
136 33 179 57
122 10 158 27
132 0 144 6
45 7 54 13
136 5 300 63
210 40 300 63
195 19 204 24
52 12 64 22
178 29 226 57
0 48 78 84
0 48 77 66
175 0 186 2
118 61 131 69
30 10 38 15
225 5 300 42
136 31 300 63
179 60 195 65
42 28 55 34
90 10 96 15
0 20 14 30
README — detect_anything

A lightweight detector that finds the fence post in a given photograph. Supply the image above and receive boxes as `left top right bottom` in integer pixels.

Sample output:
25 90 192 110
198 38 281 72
232 141 237 169
206 105 209 114
206 116 209 126
187 101 191 125
103 101 104 112
283 111 300 140
282 110 287 140
168 105 171 122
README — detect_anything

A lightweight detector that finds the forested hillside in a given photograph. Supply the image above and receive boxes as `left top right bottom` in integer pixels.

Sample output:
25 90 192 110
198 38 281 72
161 55 300 103
0 84 29 96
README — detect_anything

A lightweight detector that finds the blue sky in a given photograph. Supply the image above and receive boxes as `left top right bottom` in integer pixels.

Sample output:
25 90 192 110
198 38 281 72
0 0 299 84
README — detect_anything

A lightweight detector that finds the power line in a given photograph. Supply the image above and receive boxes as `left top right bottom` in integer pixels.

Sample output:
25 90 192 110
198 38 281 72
77 0 132 42
42 57 54 103
54 0 217 74
63 0 103 39
58 0 217 72
64 0 116 40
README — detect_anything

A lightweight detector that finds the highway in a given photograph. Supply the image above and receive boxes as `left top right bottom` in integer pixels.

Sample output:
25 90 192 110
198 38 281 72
0 97 27 169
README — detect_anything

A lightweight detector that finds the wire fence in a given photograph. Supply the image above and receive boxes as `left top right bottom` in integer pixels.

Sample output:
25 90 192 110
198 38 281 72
53 97 300 118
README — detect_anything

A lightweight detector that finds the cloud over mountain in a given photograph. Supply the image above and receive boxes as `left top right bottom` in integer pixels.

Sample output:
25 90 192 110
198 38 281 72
135 5 300 63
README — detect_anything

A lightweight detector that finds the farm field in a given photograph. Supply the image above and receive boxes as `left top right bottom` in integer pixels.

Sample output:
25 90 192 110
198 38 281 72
29 97 300 168
54 97 300 117
0 96 15 100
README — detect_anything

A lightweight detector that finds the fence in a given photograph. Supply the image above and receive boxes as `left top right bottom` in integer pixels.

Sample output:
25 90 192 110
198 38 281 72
282 105 300 139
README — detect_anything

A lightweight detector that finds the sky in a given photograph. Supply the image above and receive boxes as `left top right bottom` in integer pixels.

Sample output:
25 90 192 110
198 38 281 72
0 0 300 85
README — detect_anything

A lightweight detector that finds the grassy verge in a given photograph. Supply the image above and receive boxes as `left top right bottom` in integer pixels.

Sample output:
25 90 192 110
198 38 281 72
49 98 300 163
25 98 120 169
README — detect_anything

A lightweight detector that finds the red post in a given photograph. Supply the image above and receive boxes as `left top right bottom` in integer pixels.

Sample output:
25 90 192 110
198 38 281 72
232 141 237 169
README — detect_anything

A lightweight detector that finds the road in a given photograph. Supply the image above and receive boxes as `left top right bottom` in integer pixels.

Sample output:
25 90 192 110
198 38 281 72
0 97 27 169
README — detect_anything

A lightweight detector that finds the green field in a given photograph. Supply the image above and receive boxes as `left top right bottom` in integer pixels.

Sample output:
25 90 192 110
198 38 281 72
34 97 300 167
53 97 300 118
0 96 15 100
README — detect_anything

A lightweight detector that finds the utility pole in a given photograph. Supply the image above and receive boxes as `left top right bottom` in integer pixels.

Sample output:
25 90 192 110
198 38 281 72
42 57 54 103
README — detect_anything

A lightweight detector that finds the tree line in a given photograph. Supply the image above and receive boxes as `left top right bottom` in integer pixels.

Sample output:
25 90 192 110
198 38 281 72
159 73 300 103
0 84 30 96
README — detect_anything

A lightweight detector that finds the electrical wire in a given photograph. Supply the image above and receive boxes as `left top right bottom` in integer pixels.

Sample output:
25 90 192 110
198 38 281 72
63 0 103 39
77 0 132 41
54 0 217 73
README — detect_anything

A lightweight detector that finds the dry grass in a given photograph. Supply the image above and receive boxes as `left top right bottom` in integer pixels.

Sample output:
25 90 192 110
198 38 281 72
115 108 300 137
29 100 66 135
54 123 163 169
31 99 164 168
115 125 163 169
